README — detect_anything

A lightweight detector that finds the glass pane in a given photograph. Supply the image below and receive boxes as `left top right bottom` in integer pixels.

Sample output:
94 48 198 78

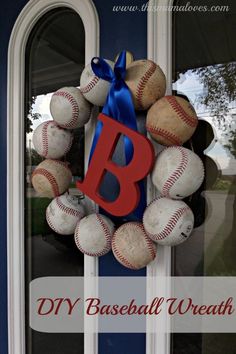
172 1 236 353
25 8 85 354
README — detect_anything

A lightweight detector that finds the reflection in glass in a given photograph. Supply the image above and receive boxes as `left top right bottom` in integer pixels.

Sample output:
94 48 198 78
172 1 236 353
25 8 85 354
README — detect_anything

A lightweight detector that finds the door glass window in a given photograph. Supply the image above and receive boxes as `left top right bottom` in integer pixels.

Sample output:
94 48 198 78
25 8 85 354
172 1 236 352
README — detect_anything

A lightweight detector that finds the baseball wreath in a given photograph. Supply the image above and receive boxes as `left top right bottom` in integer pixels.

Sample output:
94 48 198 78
31 50 205 270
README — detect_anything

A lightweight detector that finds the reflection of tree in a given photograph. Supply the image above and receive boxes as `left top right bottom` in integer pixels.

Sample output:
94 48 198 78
189 63 236 278
192 62 236 120
26 148 42 166
192 62 236 156
27 96 41 133
224 130 236 158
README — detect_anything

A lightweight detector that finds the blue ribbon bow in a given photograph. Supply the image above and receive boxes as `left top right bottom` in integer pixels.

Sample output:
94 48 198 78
89 51 146 220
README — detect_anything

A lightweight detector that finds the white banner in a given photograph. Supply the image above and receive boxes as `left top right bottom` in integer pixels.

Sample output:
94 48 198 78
30 277 236 333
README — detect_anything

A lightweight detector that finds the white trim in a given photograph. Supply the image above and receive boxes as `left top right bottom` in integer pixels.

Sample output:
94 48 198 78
147 0 173 353
7 1 99 354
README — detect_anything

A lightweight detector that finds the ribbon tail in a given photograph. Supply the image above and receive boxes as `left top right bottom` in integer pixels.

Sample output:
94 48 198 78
89 120 103 163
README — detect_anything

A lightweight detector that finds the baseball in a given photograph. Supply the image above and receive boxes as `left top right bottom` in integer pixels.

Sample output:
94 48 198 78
115 51 134 66
46 193 85 235
125 59 166 110
112 222 156 270
32 159 72 198
143 197 194 246
74 213 115 257
80 59 115 106
50 86 91 129
152 146 205 199
32 121 73 159
146 95 198 146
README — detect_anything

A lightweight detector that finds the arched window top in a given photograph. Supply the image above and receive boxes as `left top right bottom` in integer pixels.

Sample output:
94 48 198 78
7 2 99 354
26 7 85 95
8 0 99 64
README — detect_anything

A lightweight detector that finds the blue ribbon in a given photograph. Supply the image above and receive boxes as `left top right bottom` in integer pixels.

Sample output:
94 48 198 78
89 51 146 220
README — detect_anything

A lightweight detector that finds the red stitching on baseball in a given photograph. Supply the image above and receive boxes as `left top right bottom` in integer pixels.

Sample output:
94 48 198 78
51 159 72 174
64 134 73 156
146 125 182 145
42 121 53 157
46 211 60 234
136 61 156 108
74 215 112 257
165 96 198 128
96 214 113 255
138 223 156 260
75 232 109 257
42 121 69 157
147 207 190 241
80 76 99 94
32 168 59 196
112 242 137 270
56 197 83 219
53 91 79 128
161 146 188 197
112 222 156 269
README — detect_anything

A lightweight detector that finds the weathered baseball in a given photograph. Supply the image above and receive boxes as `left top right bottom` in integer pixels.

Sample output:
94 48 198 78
50 87 91 129
74 213 115 257
32 121 73 159
146 95 198 146
32 159 72 198
143 197 194 246
46 193 85 235
152 146 205 199
125 59 166 110
112 222 156 270
80 60 115 106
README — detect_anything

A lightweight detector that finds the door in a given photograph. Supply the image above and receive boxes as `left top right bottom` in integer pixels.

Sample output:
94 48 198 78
6 1 148 354
148 0 236 353
7 1 98 354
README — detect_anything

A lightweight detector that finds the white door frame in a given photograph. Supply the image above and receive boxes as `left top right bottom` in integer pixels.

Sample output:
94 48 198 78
8 0 176 352
7 1 99 354
147 0 173 353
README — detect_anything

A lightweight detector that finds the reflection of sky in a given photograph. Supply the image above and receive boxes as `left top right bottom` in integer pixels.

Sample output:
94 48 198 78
174 70 236 175
27 93 53 146
27 72 236 175
173 71 205 109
